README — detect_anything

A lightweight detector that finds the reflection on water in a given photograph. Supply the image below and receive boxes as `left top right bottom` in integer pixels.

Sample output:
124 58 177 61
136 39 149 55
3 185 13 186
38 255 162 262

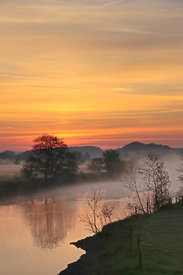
0 181 127 275
19 198 75 249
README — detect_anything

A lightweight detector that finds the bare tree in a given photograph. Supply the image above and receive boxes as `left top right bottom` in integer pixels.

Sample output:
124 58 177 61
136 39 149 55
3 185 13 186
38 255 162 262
80 188 114 234
140 153 171 212
122 153 171 214
121 161 147 214
177 152 183 183
101 203 114 224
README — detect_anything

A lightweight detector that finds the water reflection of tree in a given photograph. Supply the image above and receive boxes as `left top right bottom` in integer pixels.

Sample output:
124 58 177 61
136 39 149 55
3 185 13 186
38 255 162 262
19 198 75 249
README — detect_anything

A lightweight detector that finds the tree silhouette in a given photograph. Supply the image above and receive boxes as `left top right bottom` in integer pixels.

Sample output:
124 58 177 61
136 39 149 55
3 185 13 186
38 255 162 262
88 149 124 178
103 149 124 177
22 135 78 184
88 157 105 173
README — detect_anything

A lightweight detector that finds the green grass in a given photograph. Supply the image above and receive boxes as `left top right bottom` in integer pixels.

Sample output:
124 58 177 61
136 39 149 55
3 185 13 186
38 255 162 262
93 203 183 275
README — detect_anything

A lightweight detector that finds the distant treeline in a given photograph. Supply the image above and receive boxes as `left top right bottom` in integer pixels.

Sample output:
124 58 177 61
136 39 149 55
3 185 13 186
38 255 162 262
0 135 124 197
0 137 182 198
0 146 103 164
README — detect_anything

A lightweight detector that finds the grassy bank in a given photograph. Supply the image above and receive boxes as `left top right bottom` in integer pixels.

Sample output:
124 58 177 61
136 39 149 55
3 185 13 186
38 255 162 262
60 202 183 275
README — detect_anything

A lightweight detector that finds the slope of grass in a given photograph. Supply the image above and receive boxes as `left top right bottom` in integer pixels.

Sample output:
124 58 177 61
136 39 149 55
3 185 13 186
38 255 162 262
93 202 183 275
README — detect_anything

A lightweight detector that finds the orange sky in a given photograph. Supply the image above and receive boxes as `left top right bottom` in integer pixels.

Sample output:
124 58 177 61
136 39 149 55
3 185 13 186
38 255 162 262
1 0 183 151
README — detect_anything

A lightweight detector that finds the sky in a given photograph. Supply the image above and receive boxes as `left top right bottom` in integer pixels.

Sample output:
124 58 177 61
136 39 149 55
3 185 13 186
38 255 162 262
1 0 183 151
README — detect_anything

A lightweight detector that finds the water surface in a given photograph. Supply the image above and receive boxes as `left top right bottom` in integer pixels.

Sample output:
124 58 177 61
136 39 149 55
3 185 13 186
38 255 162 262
0 181 127 275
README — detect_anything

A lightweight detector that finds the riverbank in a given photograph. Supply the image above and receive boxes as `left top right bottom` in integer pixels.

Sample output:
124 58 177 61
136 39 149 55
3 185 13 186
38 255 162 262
59 202 183 275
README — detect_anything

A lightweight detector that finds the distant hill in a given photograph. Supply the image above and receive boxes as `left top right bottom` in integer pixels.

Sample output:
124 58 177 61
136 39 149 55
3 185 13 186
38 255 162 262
0 142 181 163
117 142 172 159
0 150 16 160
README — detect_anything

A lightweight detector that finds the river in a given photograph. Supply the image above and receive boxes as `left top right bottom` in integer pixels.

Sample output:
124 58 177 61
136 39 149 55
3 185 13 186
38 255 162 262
0 181 128 275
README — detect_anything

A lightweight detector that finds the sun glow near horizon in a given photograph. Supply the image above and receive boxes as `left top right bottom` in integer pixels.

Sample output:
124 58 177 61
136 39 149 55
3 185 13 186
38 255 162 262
1 0 183 151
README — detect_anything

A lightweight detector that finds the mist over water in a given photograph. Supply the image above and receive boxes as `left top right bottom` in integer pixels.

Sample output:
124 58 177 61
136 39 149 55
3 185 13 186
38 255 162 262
126 152 182 194
0 151 182 275
0 150 182 203
0 163 23 178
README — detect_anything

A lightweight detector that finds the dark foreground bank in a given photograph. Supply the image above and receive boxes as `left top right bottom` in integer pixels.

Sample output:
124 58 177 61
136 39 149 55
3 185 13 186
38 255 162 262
59 202 183 275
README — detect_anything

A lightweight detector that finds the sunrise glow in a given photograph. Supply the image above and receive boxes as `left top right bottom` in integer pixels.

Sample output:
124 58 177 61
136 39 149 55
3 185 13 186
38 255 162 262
1 0 183 151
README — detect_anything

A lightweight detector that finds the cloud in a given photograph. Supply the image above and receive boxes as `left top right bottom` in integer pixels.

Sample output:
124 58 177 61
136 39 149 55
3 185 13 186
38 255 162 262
1 0 183 150
95 0 125 9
